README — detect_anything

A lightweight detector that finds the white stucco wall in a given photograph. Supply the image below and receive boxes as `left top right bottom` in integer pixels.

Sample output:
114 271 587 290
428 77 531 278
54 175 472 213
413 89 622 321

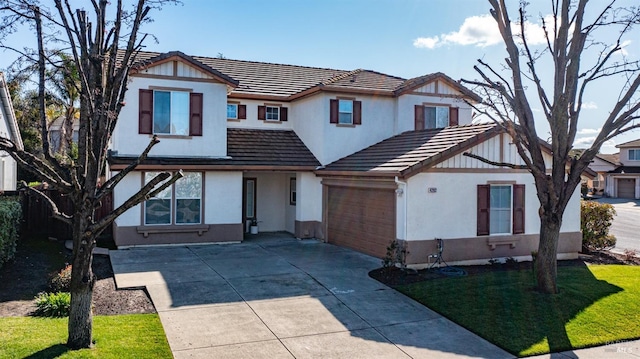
205 171 242 224
296 172 322 222
589 157 616 173
618 148 640 167
291 95 325 164
112 76 228 158
405 172 580 241
226 99 293 130
113 171 142 227
245 172 287 232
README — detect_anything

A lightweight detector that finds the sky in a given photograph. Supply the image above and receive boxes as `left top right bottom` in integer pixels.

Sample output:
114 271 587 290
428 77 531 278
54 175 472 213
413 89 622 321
1 0 638 154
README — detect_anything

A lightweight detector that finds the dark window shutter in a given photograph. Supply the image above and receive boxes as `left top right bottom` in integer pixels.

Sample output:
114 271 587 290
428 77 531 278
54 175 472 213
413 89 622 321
353 100 362 125
139 89 153 134
329 99 338 124
238 104 247 120
477 184 490 236
258 105 266 121
449 107 459 126
414 105 424 130
280 107 288 121
189 92 203 136
513 184 525 234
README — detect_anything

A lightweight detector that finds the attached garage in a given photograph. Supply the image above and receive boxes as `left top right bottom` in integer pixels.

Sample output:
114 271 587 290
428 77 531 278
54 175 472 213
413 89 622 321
617 178 636 198
325 184 396 258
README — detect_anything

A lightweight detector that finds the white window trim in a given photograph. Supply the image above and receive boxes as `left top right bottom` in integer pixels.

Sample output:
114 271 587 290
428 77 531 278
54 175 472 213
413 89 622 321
153 90 189 135
629 149 640 161
424 105 450 129
144 172 203 226
338 99 354 125
265 106 280 122
227 103 238 120
489 184 513 236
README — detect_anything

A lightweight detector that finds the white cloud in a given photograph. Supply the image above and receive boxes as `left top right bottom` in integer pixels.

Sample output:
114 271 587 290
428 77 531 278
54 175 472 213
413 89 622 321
578 128 601 135
574 136 616 151
413 36 440 49
613 40 632 56
581 101 598 110
414 14 550 49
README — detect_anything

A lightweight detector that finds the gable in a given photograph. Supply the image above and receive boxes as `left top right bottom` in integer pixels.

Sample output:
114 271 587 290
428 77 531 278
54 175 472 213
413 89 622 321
413 80 463 97
140 60 215 80
434 132 552 170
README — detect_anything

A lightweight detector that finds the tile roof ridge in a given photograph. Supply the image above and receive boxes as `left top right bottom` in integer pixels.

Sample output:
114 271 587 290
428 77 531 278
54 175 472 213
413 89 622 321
189 54 348 73
321 69 365 85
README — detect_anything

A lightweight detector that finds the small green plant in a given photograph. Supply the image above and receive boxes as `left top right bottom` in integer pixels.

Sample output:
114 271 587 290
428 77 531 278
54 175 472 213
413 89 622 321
382 239 408 269
488 258 500 266
33 292 71 317
49 264 72 292
581 200 617 252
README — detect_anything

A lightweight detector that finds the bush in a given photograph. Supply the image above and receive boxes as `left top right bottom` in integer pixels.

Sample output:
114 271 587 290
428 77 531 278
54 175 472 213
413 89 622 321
49 264 72 292
581 200 616 252
0 197 22 269
33 292 71 317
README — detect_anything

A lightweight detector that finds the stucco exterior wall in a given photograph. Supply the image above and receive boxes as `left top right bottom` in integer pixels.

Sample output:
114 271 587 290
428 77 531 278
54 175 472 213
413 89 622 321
112 76 228 158
291 95 326 164
245 172 287 232
396 94 472 133
0 157 16 191
618 148 640 167
205 171 242 224
226 98 293 130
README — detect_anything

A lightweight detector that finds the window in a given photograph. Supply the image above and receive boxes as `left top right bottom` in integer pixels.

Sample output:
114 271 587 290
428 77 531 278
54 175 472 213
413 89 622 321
138 89 203 136
144 172 202 225
290 178 296 205
414 105 458 130
477 184 525 236
266 106 279 121
227 104 238 119
330 99 362 125
154 91 189 135
489 186 511 234
338 100 353 124
629 149 640 161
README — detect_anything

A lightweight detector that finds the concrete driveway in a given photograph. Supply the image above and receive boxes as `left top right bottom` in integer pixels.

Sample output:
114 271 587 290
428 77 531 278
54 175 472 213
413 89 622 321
596 198 640 254
110 234 511 358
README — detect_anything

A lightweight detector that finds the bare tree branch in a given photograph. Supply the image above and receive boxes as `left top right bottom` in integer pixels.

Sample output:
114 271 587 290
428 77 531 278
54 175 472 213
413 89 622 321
463 152 529 170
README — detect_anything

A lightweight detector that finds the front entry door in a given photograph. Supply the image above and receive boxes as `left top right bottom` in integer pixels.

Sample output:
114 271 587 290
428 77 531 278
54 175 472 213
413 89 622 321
243 178 257 232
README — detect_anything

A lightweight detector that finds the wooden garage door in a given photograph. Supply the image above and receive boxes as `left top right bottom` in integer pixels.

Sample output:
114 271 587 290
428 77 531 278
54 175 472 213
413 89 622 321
327 186 395 258
618 178 636 198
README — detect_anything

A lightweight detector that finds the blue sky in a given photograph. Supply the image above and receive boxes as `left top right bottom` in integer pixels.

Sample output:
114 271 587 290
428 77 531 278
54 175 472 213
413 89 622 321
1 0 638 153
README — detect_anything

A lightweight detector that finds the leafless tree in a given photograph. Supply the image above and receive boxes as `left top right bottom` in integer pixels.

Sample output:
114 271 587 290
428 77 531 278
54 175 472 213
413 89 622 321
462 0 640 293
0 0 179 349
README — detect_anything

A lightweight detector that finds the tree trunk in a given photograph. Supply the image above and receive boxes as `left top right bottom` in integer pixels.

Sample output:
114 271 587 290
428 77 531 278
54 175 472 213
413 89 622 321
66 214 96 349
535 214 561 294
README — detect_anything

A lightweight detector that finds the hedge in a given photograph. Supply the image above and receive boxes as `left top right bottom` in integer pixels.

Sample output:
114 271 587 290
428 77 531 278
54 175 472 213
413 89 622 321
0 197 22 269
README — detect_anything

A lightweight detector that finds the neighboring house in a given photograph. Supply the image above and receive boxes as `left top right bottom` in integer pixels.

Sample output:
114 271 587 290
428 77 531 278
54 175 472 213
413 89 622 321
0 73 22 191
48 116 79 153
586 153 619 195
107 51 581 266
604 140 640 199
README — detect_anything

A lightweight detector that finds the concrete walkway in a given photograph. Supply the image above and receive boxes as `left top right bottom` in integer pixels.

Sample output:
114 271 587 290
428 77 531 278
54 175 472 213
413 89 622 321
110 234 639 358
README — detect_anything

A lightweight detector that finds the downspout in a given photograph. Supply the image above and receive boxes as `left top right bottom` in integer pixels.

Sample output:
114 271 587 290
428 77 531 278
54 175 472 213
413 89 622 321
394 176 408 242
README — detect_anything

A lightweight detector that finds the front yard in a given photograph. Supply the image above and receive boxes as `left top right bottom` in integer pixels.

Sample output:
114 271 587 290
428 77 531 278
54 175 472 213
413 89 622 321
395 262 640 356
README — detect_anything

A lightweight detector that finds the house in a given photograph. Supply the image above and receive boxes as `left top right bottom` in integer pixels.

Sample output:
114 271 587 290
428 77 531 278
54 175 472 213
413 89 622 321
603 140 640 199
107 51 581 266
584 153 618 195
0 72 22 191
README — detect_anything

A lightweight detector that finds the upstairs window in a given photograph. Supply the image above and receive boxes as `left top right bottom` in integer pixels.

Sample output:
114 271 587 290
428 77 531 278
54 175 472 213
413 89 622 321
227 103 246 120
629 149 640 161
414 105 458 130
329 98 362 125
258 105 288 122
139 89 203 136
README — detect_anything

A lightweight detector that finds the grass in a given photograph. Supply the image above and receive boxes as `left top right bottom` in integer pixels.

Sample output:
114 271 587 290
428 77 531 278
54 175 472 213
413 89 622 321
0 314 172 358
397 263 640 356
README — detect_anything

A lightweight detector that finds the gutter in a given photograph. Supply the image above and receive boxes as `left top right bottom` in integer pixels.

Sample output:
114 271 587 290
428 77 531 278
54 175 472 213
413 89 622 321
0 73 23 150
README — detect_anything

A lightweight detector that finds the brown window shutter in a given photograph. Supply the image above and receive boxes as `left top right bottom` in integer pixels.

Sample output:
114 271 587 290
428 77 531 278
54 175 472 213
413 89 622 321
353 100 362 125
280 107 288 121
449 107 459 126
238 104 247 120
189 92 203 136
513 184 525 234
477 184 490 236
258 105 266 121
329 99 338 124
138 89 153 134
414 105 424 130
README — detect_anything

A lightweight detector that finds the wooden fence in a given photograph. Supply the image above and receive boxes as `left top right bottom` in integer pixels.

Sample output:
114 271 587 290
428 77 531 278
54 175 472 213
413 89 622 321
20 189 113 240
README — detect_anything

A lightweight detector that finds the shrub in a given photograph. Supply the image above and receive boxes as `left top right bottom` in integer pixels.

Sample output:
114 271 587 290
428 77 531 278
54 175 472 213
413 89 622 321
382 239 408 268
581 200 616 252
49 264 72 292
0 197 22 269
33 292 71 317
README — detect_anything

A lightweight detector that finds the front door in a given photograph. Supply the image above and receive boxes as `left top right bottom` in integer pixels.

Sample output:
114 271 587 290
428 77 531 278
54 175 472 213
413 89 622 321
243 178 257 232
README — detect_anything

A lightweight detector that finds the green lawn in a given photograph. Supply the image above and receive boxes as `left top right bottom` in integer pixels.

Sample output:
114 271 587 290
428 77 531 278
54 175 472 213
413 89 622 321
397 264 640 357
0 314 172 358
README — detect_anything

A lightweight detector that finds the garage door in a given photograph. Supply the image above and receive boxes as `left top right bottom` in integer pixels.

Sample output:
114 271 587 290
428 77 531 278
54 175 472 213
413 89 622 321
618 178 636 198
327 186 396 258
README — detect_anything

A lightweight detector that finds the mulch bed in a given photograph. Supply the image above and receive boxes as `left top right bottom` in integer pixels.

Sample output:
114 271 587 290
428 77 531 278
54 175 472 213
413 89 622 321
370 250 640 288
0 236 155 317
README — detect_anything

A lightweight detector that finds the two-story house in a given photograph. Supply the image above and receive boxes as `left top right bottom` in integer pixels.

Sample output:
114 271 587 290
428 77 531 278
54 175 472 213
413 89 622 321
602 140 640 199
0 72 21 191
107 51 581 267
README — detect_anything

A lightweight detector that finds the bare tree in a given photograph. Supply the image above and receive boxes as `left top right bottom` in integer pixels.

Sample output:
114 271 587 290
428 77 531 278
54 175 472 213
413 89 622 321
0 0 180 349
462 0 640 293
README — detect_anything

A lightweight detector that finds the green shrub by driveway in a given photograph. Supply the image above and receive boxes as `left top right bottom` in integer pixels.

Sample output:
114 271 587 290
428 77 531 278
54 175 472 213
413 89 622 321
0 314 171 358
0 197 21 269
397 264 640 356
